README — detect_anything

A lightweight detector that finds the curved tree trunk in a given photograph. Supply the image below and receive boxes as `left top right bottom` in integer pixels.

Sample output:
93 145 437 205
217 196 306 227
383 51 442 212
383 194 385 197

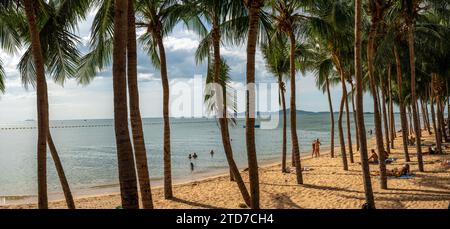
367 17 387 189
394 46 411 162
47 133 75 209
279 76 288 171
289 32 303 184
325 75 335 158
338 95 348 171
127 0 153 209
112 0 139 208
355 0 375 208
407 24 424 172
245 0 263 209
24 0 50 209
212 23 251 206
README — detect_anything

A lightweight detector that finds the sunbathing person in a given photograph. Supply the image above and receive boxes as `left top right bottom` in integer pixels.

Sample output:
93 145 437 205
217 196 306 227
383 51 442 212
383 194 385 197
386 164 410 177
368 149 379 164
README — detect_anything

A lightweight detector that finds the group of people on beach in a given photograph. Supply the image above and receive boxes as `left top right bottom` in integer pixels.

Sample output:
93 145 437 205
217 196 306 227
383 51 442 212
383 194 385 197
311 138 321 158
188 150 215 172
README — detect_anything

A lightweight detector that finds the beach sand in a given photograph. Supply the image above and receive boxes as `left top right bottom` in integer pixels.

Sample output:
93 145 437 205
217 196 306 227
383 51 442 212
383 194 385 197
2 130 450 209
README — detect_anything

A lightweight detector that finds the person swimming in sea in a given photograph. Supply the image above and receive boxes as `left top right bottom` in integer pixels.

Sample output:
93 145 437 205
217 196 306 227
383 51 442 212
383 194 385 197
188 154 192 160
193 153 198 159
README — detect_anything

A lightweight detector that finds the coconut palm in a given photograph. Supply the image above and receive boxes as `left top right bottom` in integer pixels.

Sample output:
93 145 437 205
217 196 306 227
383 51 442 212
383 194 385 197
355 0 375 208
261 38 289 172
269 0 312 185
5 0 90 209
309 44 340 159
137 0 186 199
76 0 154 208
184 0 251 206
112 0 140 209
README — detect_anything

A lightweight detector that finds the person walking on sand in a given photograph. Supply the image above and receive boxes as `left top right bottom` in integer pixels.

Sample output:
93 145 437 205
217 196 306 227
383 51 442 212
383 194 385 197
315 138 321 157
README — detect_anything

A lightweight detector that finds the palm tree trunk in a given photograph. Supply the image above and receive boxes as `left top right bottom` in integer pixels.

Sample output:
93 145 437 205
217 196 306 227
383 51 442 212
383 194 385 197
325 75 335 158
24 0 49 209
367 17 387 189
212 24 251 206
288 32 303 184
430 85 442 153
279 76 288 171
381 83 390 155
394 46 411 162
245 0 263 209
350 81 360 152
421 99 431 135
438 98 447 142
407 24 424 172
154 30 173 199
112 0 139 209
127 0 153 209
355 0 375 208
334 54 353 163
338 95 348 171
344 82 354 163
416 100 422 137
388 66 396 147
408 106 413 136
47 132 75 209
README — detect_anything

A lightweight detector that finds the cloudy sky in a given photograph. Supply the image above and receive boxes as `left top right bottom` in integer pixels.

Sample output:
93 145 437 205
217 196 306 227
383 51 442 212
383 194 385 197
0 11 378 122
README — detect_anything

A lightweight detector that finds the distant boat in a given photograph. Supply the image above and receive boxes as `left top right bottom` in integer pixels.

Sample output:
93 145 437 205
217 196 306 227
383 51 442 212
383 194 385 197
25 119 35 122
243 124 261 128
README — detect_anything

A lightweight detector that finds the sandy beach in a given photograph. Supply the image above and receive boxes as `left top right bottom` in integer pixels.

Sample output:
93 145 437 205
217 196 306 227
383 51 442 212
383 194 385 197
2 130 449 209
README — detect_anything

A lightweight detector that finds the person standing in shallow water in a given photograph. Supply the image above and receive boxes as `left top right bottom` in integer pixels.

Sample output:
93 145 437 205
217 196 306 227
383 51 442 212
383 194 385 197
190 162 194 172
210 150 214 158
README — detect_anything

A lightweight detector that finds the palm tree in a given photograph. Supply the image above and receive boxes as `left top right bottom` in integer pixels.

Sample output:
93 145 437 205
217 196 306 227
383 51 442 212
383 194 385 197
112 0 139 209
270 0 308 185
366 0 389 189
76 0 154 208
310 45 339 159
12 0 94 209
22 0 51 209
355 0 375 208
243 0 265 209
127 0 153 209
138 0 183 199
261 38 289 172
185 0 251 206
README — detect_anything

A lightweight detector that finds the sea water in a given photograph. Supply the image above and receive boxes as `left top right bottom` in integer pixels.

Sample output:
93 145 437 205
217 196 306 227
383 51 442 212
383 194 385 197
0 113 398 203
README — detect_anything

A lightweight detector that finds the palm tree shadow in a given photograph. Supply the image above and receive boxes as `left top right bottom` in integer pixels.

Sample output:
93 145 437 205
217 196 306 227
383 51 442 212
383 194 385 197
170 197 219 209
269 193 302 209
